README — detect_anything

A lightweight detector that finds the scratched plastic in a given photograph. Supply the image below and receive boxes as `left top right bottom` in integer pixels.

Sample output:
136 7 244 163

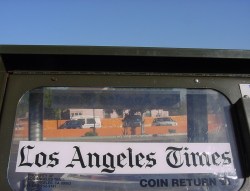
8 87 244 191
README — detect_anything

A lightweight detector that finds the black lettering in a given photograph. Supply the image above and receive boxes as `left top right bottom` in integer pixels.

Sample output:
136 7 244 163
186 179 192 186
136 153 145 168
182 149 231 168
35 152 47 167
199 152 211 166
190 152 199 167
140 179 168 187
66 146 86 168
172 179 179 187
117 153 127 168
222 152 232 165
127 148 134 168
184 147 191 167
145 152 156 168
47 152 59 167
180 179 186 186
219 177 230 185
140 179 147 187
201 178 208 186
212 152 221 166
166 147 183 168
209 178 217 186
148 179 156 187
101 153 115 173
160 179 168 187
194 178 201 186
87 152 100 168
18 145 34 167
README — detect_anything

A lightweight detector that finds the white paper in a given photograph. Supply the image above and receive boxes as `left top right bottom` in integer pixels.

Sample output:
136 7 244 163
16 141 235 174
240 84 250 97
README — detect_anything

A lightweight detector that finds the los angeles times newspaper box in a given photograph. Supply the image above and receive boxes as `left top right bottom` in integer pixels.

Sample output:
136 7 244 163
0 45 250 191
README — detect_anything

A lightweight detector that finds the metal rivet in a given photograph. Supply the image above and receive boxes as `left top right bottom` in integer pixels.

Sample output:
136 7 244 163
194 79 199 83
51 77 57 81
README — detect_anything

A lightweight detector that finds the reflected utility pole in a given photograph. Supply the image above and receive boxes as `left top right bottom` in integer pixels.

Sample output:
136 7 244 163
27 88 44 191
29 88 43 141
93 108 96 134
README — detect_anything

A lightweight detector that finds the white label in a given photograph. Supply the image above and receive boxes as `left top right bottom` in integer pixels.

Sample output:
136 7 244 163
240 84 250 97
16 141 234 174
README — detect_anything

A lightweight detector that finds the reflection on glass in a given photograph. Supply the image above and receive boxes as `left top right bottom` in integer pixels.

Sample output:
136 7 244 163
13 88 230 143
9 87 243 191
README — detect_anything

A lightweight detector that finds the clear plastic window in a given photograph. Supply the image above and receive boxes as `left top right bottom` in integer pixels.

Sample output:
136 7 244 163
8 87 243 191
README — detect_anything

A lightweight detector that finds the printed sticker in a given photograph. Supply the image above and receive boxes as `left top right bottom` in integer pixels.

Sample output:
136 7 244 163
16 141 234 174
240 84 250 97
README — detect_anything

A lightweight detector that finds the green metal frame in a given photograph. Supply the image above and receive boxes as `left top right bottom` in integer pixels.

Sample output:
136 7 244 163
1 45 250 190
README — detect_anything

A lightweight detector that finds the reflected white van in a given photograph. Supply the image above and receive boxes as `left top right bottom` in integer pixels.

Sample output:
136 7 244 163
73 116 101 128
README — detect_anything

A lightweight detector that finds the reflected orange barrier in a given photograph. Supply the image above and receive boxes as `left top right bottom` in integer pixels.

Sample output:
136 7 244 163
14 115 220 139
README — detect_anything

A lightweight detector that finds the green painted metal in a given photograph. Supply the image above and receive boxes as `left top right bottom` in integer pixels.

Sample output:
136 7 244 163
0 45 250 190
1 45 250 59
